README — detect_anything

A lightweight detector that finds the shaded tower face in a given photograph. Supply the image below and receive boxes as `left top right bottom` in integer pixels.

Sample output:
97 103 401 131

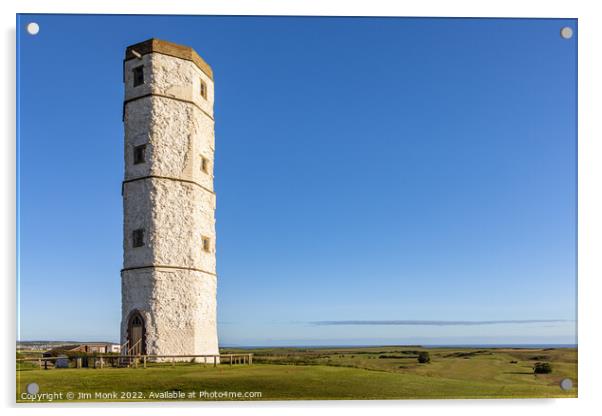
120 39 219 359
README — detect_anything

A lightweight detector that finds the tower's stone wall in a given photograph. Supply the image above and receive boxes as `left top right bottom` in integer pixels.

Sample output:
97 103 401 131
121 268 217 357
120 39 219 360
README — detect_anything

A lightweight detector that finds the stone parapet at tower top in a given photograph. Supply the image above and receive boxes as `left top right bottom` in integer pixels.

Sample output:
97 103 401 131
120 38 219 360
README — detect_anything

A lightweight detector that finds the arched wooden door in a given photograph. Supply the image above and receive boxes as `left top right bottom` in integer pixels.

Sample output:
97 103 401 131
127 311 146 355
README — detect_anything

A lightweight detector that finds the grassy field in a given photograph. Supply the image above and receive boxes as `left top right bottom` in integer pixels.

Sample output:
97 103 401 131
16 346 577 402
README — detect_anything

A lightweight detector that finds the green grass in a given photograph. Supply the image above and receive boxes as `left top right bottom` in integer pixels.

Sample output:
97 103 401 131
16 346 577 402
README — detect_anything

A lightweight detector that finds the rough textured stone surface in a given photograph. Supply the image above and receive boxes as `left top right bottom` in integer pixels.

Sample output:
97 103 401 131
125 38 214 80
123 180 216 271
121 269 218 360
124 53 214 119
121 43 219 361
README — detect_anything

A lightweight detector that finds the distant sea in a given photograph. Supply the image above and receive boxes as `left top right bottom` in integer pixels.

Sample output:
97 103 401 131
19 341 577 349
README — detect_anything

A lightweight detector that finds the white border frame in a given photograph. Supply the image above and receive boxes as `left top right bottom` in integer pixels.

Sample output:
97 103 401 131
3 1 600 415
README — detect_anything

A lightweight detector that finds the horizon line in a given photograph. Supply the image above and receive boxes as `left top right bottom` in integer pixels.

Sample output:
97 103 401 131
309 319 572 326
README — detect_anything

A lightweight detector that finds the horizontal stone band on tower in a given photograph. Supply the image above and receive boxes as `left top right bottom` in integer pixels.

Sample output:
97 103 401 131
122 175 215 196
122 264 217 276
123 93 215 122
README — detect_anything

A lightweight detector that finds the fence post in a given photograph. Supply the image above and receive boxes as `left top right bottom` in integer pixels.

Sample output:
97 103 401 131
38 358 42 369
76 358 82 368
213 356 216 367
100 357 104 369
143 356 147 369
249 354 253 365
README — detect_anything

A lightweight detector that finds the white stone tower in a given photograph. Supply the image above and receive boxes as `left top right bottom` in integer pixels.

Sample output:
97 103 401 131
120 39 219 360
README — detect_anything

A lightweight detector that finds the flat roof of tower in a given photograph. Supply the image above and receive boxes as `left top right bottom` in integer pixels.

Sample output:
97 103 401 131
124 38 213 80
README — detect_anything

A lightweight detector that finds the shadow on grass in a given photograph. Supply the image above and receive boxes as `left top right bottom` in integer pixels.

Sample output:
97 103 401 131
504 371 534 375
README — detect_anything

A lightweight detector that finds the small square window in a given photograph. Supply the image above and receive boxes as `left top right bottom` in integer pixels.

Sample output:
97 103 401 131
202 236 211 253
200 79 207 99
133 229 145 247
133 66 144 87
133 144 146 165
201 157 209 173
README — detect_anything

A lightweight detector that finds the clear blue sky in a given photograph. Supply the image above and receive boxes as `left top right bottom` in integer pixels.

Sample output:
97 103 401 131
17 15 577 346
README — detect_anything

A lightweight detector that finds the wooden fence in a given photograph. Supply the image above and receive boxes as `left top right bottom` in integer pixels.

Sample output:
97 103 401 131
17 353 252 370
